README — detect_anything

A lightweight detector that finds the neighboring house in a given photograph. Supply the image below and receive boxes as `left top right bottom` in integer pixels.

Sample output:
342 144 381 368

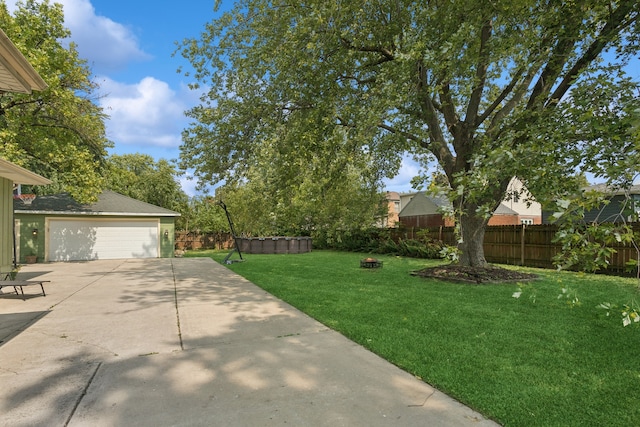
542 184 640 224
0 29 50 272
14 191 180 262
501 176 542 225
398 192 417 214
397 177 542 228
380 191 401 227
488 203 521 226
398 192 454 228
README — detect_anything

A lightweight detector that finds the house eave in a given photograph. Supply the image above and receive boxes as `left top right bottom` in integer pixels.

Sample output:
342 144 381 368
14 210 180 217
0 158 52 185
0 28 48 93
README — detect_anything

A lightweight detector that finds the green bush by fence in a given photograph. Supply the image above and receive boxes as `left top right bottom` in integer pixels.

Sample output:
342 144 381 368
312 228 447 259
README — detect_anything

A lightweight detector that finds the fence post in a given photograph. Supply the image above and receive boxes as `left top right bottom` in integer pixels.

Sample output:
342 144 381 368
521 224 526 266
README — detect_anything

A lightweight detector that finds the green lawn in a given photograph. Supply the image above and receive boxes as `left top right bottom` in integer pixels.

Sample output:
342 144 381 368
186 249 640 426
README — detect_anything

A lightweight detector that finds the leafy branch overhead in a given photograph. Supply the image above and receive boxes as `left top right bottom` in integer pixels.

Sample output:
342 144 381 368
179 0 640 267
0 0 111 203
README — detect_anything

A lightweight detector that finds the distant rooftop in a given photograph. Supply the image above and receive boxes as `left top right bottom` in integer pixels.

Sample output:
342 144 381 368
587 184 640 196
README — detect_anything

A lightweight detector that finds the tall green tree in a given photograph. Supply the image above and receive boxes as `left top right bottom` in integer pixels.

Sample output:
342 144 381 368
0 0 110 202
181 196 227 232
105 154 189 224
213 149 386 237
205 122 387 237
178 0 640 267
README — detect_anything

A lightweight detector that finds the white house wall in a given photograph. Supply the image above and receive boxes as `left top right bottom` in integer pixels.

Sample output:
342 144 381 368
503 177 542 217
0 177 13 271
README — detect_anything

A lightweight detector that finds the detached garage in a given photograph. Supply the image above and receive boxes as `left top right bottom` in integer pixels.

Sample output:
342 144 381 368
14 191 180 262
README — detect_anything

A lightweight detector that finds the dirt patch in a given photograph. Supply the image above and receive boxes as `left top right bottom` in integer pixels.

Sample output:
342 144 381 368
411 264 538 284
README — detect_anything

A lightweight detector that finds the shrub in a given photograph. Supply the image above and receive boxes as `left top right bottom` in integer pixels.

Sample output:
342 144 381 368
312 227 449 259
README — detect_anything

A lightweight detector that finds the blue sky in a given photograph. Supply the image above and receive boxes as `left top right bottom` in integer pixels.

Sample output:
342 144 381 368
3 0 422 196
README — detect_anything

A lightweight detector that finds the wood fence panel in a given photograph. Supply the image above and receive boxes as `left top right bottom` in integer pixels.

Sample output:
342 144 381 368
393 224 640 274
484 225 522 266
175 231 234 250
521 225 559 269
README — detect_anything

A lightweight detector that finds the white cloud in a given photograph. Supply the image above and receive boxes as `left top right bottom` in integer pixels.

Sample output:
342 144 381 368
383 155 422 193
5 0 150 72
99 76 187 148
178 171 220 197
59 0 152 71
179 175 198 197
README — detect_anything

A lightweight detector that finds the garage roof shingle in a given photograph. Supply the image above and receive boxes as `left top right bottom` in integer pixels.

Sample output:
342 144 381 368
14 191 180 217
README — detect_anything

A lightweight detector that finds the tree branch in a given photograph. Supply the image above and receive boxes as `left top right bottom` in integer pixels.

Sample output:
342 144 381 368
377 122 424 144
465 19 492 126
546 2 638 106
439 83 460 137
487 66 538 132
338 74 376 85
477 66 523 125
415 60 455 175
526 33 576 109
0 97 44 115
339 37 395 62
426 97 456 176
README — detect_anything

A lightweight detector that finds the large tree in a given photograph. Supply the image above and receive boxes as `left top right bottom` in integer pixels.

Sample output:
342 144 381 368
105 154 189 225
0 0 110 202
212 146 387 237
178 0 640 267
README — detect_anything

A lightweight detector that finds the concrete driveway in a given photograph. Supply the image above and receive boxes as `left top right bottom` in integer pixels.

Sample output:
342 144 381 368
0 258 498 426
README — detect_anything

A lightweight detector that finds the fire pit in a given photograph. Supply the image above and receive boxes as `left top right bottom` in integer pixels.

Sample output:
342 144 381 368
360 257 383 268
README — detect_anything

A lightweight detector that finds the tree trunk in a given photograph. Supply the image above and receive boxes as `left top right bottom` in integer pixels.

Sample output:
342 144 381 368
457 210 489 268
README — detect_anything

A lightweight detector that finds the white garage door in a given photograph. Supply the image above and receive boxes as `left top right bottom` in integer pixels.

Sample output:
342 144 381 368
48 219 159 261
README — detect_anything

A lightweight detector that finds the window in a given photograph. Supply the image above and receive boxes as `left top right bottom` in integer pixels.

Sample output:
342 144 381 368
521 218 534 225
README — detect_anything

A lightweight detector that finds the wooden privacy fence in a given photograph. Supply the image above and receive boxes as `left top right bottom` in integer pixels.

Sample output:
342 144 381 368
175 231 234 250
393 224 640 274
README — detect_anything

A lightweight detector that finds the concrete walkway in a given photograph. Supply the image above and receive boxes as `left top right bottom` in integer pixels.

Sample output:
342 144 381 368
0 258 499 426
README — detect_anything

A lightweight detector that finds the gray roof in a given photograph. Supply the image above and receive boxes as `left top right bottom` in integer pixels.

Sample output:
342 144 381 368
493 203 518 215
587 184 640 196
14 190 180 217
399 192 450 217
399 192 518 217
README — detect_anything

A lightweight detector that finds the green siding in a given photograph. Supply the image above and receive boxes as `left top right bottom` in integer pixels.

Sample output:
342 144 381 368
160 217 176 258
1 178 14 272
16 214 45 263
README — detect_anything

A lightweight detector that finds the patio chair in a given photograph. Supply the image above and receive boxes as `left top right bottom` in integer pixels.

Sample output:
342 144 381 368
0 270 49 299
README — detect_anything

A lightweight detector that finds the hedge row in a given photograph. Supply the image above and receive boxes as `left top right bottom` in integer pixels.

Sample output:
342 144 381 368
312 228 447 259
